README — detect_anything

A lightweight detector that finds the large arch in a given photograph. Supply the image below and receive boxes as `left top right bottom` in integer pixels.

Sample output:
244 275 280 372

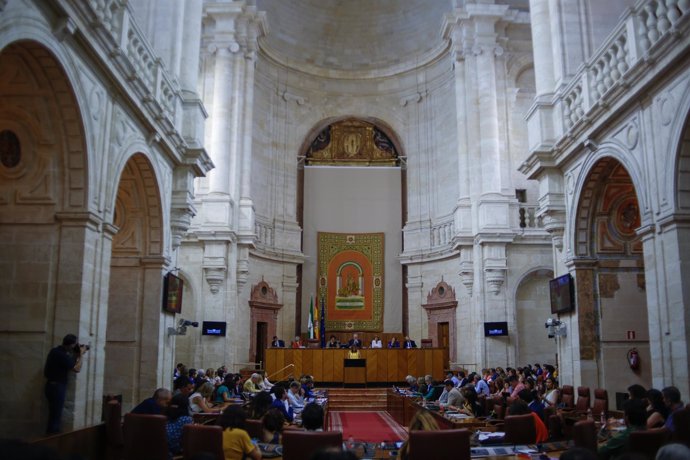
513 267 555 366
0 40 90 437
570 157 649 407
105 153 167 410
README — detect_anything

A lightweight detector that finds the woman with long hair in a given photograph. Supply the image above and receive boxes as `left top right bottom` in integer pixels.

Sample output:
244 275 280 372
165 393 193 456
219 405 261 460
189 381 216 413
397 411 439 460
646 388 669 428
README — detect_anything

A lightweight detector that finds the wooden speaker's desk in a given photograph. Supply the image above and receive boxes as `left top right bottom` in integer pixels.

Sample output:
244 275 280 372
343 358 366 385
265 348 447 383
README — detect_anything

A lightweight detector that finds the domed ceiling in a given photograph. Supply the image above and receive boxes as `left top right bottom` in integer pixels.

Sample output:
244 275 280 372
255 0 454 75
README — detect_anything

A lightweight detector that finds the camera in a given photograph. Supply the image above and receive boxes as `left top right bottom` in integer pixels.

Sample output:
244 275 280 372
74 343 90 354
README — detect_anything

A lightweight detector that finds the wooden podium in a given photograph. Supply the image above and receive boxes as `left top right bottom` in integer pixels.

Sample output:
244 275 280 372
343 359 366 386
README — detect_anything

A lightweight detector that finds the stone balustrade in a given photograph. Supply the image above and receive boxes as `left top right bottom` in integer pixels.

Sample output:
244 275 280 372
254 218 275 248
430 219 453 248
560 0 689 133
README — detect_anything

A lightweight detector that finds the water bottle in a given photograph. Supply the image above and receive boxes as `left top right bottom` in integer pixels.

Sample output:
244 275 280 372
587 408 593 421
347 435 355 449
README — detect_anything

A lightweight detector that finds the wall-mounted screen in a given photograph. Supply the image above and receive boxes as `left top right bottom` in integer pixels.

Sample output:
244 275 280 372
162 273 183 314
549 273 575 314
484 321 509 337
202 321 227 336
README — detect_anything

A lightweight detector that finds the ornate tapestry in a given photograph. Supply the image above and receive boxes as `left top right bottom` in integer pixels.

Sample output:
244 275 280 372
317 232 384 331
306 119 398 166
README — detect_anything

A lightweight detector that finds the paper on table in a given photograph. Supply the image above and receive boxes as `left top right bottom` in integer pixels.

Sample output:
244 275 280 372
478 432 505 441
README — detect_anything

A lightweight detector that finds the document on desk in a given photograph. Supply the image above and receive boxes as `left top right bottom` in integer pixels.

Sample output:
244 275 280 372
477 432 505 442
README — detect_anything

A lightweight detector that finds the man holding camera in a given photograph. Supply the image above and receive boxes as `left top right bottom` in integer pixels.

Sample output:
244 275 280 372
43 334 89 434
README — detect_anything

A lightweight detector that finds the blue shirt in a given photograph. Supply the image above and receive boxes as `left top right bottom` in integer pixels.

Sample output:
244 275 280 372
131 397 162 415
271 398 294 422
475 379 490 396
166 415 193 454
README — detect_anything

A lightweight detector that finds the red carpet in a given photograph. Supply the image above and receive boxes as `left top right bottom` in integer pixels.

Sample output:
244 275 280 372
329 411 408 443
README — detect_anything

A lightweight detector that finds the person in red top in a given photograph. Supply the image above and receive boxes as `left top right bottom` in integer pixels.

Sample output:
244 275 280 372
291 335 303 348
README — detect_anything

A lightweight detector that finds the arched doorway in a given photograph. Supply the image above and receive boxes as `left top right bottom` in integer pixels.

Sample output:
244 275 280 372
105 153 166 410
297 118 405 336
0 41 89 436
573 158 649 406
515 269 555 366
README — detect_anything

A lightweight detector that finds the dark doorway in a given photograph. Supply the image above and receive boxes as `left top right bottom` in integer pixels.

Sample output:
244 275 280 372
256 322 268 366
438 322 450 366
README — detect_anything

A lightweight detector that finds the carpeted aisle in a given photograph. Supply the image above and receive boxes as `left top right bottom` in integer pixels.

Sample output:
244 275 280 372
330 411 408 442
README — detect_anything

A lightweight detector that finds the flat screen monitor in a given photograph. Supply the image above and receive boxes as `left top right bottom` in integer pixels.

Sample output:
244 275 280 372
162 273 183 314
484 321 508 337
549 273 575 314
202 321 226 336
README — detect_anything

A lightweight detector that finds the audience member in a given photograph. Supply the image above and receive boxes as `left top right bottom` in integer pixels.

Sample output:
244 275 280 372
446 371 460 387
288 380 305 411
166 393 193 456
655 443 690 460
474 374 490 397
388 336 400 348
518 388 544 421
646 388 669 428
248 391 273 420
458 386 483 417
270 385 294 422
598 398 647 460
243 373 262 394
261 408 285 443
509 375 526 399
662 386 685 432
397 410 439 460
215 374 235 403
302 402 325 430
291 336 304 348
627 384 647 402
173 376 194 397
405 375 419 392
456 370 468 388
219 405 261 460
271 336 285 347
131 387 172 415
189 381 216 414
542 377 559 408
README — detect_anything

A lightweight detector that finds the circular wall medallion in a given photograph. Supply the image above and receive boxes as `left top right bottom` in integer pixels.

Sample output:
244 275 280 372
437 286 445 296
0 130 21 168
613 197 641 237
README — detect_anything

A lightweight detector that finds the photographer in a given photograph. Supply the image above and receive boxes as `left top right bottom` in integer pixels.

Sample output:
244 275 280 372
43 334 89 434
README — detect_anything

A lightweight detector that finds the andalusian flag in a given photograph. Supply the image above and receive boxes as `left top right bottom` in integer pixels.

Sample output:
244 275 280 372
319 296 326 348
314 296 320 341
308 295 315 339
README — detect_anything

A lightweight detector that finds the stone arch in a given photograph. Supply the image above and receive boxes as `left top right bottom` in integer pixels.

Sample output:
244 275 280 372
105 153 167 410
0 40 91 437
674 110 690 211
569 143 648 258
571 155 650 399
512 267 555 366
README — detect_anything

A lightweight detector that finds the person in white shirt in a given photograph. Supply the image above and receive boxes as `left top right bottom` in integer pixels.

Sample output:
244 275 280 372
370 336 382 348
287 381 305 412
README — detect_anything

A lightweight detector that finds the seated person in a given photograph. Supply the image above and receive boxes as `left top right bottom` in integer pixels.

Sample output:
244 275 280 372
243 373 262 394
508 400 548 443
219 405 261 460
261 408 285 444
270 385 294 422
397 411 439 460
326 335 340 348
388 336 400 348
215 374 235 403
452 386 481 417
646 388 669 428
172 376 194 397
438 379 463 408
518 388 545 421
370 335 383 348
348 333 363 348
131 387 171 415
189 381 216 414
301 375 314 399
259 371 274 390
662 386 686 432
302 402 325 431
347 345 361 359
287 381 305 411
598 398 647 460
291 335 304 348
542 377 559 408
247 391 273 420
165 393 193 456
422 375 437 400
403 336 417 349
405 375 419 393
271 336 285 348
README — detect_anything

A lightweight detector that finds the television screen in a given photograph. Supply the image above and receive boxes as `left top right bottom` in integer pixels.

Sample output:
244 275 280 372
202 321 226 336
549 273 575 314
162 273 183 314
484 321 508 337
